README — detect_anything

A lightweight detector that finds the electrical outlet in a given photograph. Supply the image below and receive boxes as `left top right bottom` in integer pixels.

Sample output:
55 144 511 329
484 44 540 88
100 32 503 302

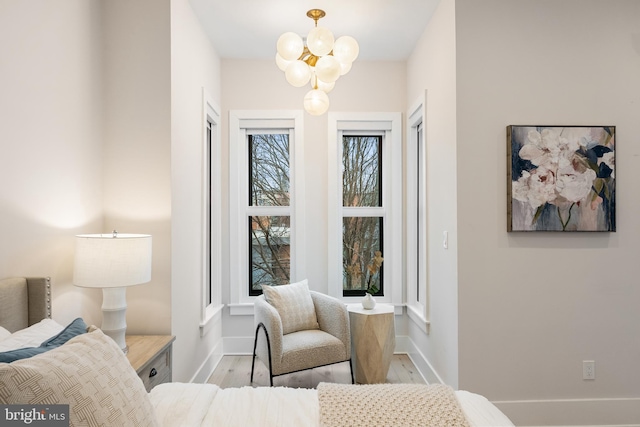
583 360 595 380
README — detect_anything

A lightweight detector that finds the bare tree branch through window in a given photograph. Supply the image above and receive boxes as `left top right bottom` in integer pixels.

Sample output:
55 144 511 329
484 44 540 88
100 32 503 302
249 134 291 293
342 135 383 295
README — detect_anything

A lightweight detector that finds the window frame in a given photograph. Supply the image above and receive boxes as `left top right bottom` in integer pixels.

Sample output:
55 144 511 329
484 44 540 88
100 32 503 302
229 110 305 315
200 89 223 336
406 96 430 331
327 112 402 308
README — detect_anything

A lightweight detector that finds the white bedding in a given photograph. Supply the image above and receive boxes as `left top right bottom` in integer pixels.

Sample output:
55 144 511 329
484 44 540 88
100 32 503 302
0 319 64 351
149 383 514 427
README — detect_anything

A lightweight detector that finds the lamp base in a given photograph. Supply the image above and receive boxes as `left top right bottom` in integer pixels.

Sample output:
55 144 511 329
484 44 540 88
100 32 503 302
101 287 129 352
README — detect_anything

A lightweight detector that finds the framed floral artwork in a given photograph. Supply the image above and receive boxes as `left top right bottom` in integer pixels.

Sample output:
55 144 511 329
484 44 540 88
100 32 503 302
507 125 615 232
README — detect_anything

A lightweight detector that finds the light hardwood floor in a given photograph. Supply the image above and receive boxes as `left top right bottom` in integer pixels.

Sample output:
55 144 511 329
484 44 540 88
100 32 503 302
206 354 426 389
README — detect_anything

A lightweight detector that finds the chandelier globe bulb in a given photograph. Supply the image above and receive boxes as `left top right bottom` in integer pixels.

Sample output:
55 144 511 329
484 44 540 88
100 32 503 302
307 26 334 56
313 76 335 93
339 61 352 76
314 55 341 83
277 32 304 61
275 53 291 72
285 60 311 87
304 89 330 116
333 36 359 64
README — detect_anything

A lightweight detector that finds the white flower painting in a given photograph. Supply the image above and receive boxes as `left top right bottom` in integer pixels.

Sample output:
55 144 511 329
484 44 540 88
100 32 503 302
507 126 615 231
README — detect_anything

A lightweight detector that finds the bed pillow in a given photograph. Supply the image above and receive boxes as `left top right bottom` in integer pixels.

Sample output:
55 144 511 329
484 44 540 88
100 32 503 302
262 279 319 334
0 328 159 427
0 318 64 352
0 326 10 342
0 318 88 363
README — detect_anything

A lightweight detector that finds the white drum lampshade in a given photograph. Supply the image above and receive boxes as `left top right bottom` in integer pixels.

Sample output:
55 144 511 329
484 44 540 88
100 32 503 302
73 232 152 352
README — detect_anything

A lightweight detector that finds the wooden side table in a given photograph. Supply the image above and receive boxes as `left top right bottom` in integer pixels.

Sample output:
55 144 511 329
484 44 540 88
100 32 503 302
126 335 175 392
347 304 395 384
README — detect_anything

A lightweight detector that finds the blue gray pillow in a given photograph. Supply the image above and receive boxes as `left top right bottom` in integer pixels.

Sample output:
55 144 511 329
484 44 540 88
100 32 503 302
0 318 87 363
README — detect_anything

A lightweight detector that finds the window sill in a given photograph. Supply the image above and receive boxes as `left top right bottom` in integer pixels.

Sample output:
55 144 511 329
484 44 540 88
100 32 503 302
199 304 224 336
228 301 405 317
407 304 430 334
228 303 255 316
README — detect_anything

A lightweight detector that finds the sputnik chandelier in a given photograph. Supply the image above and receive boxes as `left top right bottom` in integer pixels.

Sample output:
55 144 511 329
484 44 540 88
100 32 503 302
275 9 359 116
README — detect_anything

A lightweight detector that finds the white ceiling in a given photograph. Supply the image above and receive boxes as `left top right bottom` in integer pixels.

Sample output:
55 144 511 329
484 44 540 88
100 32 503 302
188 0 441 61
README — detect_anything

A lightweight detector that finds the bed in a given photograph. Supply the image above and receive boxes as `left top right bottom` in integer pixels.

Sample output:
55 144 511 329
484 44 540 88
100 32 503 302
0 277 514 427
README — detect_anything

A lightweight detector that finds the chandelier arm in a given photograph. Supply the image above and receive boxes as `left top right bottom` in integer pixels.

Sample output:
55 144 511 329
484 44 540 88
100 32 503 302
305 55 319 67
296 47 318 67
298 47 310 61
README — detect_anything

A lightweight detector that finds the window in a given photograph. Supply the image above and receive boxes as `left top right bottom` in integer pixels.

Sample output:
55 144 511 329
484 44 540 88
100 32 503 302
201 89 222 335
342 135 384 297
406 97 429 329
328 113 402 306
248 133 291 295
206 120 213 306
229 111 305 315
416 123 424 302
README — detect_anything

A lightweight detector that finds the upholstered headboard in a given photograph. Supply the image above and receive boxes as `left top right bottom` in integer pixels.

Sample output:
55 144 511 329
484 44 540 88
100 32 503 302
0 277 51 333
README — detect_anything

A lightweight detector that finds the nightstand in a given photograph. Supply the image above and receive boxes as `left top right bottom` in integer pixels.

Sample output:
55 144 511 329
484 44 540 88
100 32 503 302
126 335 175 392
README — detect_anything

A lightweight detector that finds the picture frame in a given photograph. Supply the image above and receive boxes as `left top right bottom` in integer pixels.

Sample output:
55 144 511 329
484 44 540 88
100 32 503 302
507 125 615 232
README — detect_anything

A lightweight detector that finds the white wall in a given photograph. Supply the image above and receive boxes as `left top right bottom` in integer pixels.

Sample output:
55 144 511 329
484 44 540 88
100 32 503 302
170 0 223 382
405 0 459 388
73 0 223 383
454 1 640 425
101 0 172 334
0 0 104 325
219 59 406 350
0 0 223 384
408 0 640 424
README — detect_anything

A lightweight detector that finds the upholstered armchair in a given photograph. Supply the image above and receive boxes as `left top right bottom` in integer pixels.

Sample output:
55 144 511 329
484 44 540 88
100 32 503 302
250 280 353 386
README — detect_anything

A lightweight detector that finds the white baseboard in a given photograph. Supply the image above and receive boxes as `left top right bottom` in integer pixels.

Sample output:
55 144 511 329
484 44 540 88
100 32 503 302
189 339 224 384
493 398 640 427
223 336 254 355
511 425 640 427
399 335 444 385
393 337 640 427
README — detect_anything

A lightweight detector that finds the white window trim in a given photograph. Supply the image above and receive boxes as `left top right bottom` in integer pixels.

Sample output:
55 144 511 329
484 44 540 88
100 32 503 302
229 110 305 315
327 112 402 309
406 95 430 333
200 88 223 336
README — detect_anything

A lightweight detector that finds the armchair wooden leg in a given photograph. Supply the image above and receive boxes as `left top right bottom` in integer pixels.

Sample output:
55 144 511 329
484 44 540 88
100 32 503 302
251 323 274 386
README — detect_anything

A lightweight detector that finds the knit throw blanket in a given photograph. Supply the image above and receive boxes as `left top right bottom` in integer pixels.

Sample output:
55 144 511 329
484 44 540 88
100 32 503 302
317 383 470 427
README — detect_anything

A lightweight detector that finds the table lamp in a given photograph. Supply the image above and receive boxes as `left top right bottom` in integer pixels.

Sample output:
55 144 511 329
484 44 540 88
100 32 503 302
73 231 152 352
